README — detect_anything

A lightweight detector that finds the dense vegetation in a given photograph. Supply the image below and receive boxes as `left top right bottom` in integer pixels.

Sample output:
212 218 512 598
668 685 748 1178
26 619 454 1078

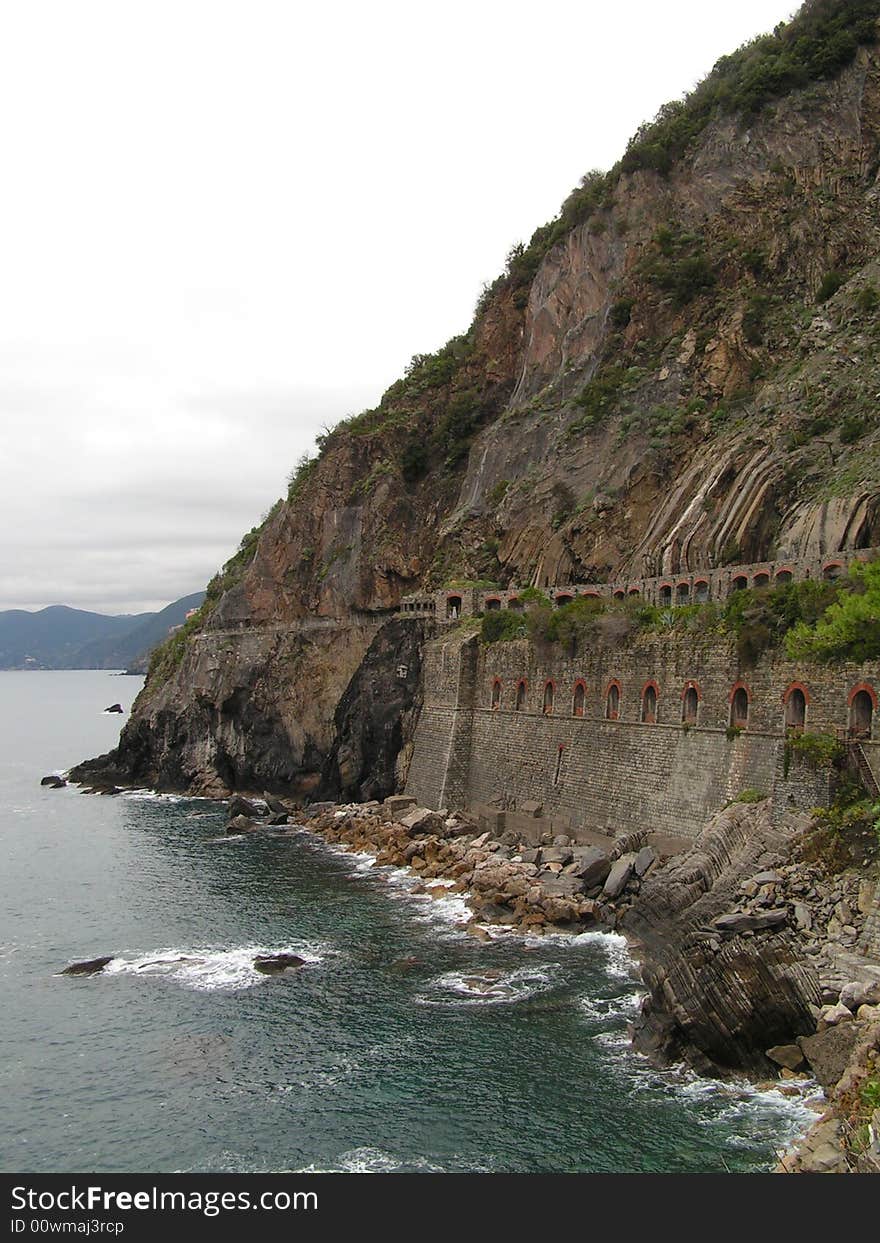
480 561 880 667
786 559 880 662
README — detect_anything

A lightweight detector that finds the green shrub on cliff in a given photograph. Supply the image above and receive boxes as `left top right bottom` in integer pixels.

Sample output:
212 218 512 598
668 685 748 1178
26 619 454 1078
723 577 841 665
147 602 214 688
619 0 880 176
783 731 844 778
785 559 880 663
501 0 880 285
481 611 526 643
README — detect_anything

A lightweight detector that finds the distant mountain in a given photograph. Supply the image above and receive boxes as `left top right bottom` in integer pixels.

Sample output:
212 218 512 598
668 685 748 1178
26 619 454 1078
0 593 205 670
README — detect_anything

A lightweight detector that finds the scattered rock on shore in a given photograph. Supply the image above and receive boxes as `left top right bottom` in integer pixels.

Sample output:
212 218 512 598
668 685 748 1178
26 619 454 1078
228 794 263 820
226 814 260 835
40 774 66 788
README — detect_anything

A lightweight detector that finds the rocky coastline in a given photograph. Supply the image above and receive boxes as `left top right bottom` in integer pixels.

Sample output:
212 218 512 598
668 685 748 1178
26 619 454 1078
67 774 880 1172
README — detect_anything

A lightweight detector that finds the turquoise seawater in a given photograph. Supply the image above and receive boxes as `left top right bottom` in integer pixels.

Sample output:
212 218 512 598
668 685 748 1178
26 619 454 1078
0 671 820 1173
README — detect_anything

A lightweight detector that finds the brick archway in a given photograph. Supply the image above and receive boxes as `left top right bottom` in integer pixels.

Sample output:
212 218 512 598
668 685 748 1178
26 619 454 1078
641 679 660 724
729 680 751 729
681 680 701 725
542 679 556 715
572 679 587 718
604 679 621 721
783 682 808 731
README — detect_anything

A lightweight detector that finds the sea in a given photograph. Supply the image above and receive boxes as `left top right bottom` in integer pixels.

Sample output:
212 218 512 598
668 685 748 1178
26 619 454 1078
0 670 822 1173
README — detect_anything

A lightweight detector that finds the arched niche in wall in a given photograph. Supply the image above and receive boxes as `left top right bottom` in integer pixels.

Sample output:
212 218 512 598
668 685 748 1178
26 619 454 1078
729 682 751 729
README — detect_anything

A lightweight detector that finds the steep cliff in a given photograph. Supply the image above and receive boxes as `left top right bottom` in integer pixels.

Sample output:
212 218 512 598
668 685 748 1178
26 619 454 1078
76 1 880 796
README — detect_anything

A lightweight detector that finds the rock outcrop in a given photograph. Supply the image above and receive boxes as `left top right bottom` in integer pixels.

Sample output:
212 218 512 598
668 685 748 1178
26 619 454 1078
623 802 824 1075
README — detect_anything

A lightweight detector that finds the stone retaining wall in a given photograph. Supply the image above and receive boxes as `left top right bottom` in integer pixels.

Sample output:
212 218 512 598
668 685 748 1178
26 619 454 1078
404 628 880 841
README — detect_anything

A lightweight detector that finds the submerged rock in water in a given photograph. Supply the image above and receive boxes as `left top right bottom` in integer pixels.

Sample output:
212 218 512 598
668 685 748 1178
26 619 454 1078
61 956 114 976
253 953 306 975
104 704 124 714
40 774 66 788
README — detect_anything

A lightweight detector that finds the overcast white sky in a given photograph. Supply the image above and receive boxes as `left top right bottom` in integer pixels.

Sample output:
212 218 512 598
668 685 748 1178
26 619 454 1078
0 0 799 614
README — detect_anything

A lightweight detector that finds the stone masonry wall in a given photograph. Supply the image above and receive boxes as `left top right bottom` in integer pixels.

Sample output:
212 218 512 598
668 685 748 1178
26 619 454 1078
405 625 880 840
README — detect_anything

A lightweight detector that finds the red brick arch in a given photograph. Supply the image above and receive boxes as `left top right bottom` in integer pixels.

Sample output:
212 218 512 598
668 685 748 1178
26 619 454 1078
641 679 660 724
604 679 621 721
782 681 811 705
490 678 502 710
572 678 587 718
728 680 752 703
681 679 703 701
515 678 528 712
542 678 556 714
848 681 878 709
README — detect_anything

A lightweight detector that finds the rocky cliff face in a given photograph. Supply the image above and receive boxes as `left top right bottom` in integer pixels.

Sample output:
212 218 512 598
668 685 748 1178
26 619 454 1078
76 9 880 797
623 802 823 1075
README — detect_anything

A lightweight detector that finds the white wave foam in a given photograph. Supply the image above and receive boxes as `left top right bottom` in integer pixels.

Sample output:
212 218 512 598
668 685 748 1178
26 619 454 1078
306 832 475 933
120 789 190 804
296 1147 445 1173
578 990 645 1022
610 1055 822 1162
103 943 328 991
593 1029 633 1049
416 964 558 1007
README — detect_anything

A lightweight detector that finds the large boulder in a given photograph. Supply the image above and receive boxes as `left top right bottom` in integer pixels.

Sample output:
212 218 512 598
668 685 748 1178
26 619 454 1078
766 1044 806 1071
61 956 114 976
603 853 637 899
541 846 573 866
226 814 260 835
384 795 417 821
633 846 657 878
540 874 586 898
570 846 612 887
263 792 290 816
799 1024 864 1092
712 909 788 934
40 774 66 788
229 794 262 819
400 807 443 835
840 980 880 1011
